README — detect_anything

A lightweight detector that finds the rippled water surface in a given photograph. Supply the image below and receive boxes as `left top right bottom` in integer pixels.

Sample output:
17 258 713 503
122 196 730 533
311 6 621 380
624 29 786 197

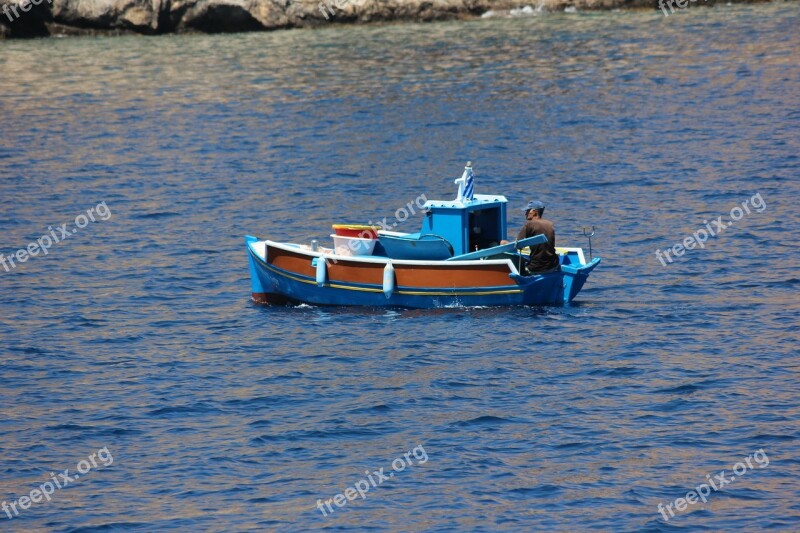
1 3 799 531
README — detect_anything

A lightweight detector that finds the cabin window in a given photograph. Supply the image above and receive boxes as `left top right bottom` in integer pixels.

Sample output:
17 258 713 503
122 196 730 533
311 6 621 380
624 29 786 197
469 208 502 251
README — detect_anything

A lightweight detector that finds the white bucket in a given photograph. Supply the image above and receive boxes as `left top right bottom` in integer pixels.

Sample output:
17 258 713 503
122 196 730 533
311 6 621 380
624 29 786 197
330 234 377 256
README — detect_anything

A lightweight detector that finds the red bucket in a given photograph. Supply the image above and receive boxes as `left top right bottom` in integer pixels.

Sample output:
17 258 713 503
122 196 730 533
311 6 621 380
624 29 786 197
331 224 379 240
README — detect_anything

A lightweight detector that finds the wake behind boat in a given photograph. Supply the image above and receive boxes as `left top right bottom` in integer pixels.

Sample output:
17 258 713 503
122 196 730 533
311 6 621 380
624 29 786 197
245 163 600 308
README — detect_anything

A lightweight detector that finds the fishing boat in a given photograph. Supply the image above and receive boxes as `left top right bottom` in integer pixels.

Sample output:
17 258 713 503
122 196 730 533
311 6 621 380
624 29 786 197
245 163 600 308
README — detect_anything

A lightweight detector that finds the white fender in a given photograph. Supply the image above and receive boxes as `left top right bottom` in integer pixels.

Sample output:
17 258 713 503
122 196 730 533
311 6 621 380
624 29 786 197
316 256 327 287
383 262 395 299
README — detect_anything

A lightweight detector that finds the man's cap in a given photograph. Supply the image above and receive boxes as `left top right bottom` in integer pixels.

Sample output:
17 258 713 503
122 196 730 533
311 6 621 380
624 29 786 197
521 200 545 211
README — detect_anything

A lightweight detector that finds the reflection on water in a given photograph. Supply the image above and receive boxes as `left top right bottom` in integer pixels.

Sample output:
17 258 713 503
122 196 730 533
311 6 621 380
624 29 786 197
1 3 798 531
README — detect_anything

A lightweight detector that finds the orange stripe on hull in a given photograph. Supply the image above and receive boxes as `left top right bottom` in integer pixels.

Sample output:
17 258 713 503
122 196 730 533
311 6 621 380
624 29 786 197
394 263 513 288
328 261 384 285
267 244 516 289
269 247 316 278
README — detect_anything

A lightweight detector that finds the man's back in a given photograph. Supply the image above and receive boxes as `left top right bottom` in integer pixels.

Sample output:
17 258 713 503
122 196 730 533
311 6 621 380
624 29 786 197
517 218 559 273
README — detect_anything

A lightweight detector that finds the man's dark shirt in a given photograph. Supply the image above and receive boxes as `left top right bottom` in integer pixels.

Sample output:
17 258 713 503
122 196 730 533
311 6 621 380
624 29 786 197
516 218 559 273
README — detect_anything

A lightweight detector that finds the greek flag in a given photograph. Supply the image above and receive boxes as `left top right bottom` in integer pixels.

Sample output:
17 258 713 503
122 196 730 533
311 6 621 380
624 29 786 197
462 165 474 201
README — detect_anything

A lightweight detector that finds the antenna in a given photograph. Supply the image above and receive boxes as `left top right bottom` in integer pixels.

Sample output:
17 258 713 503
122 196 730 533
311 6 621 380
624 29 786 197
583 226 595 260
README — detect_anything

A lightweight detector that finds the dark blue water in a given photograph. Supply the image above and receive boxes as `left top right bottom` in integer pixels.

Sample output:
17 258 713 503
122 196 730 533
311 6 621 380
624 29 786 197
1 4 799 531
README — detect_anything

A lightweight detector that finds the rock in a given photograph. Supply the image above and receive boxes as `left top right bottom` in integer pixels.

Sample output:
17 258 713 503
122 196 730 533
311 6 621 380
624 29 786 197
171 0 261 32
50 0 163 33
1 0 52 37
0 0 773 39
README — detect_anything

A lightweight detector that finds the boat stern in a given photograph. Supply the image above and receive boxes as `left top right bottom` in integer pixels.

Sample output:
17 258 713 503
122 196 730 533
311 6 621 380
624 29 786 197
508 253 601 305
560 257 601 303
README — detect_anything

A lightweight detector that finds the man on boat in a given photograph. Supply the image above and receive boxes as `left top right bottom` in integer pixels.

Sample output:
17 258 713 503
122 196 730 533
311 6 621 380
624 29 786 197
502 200 559 275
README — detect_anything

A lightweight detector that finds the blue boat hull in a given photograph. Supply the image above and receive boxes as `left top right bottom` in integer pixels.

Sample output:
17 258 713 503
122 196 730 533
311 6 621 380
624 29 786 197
247 236 600 308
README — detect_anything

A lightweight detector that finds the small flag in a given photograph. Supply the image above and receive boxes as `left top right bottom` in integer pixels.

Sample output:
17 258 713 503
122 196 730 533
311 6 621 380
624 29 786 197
454 161 475 203
463 165 474 201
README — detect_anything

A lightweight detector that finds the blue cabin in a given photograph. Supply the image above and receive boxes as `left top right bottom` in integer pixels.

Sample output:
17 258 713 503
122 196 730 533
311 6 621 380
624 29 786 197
376 163 510 260
418 194 508 256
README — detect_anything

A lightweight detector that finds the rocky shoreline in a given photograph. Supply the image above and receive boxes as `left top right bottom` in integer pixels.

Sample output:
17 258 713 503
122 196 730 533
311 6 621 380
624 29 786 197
0 0 770 39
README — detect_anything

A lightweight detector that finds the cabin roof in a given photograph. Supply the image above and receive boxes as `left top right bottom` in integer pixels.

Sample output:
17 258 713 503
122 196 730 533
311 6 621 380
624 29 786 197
422 194 508 210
